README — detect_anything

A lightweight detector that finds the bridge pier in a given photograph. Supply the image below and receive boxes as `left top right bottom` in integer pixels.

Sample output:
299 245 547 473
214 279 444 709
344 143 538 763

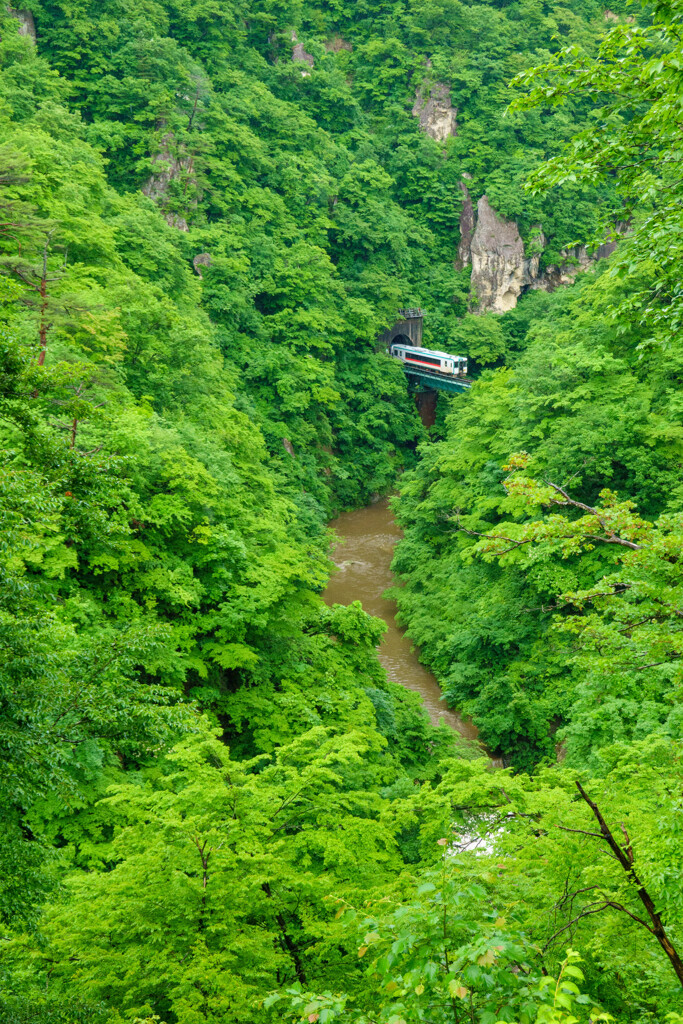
414 388 437 427
378 309 471 422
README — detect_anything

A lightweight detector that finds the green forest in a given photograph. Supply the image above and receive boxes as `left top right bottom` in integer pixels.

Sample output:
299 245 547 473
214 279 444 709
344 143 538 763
2 0 683 1020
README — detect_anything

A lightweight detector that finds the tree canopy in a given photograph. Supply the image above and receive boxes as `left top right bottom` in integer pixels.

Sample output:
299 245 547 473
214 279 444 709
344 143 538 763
3 0 683 1021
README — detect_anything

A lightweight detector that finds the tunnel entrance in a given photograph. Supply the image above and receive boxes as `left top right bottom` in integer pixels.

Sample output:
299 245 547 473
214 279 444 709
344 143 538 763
377 309 424 349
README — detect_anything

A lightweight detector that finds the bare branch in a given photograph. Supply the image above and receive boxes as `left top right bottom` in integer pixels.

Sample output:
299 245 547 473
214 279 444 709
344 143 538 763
542 903 612 953
556 825 604 839
575 781 683 986
619 822 634 864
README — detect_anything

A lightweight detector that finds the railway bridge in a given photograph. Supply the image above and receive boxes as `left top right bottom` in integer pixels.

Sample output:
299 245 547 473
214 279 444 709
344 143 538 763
402 365 471 394
380 308 472 395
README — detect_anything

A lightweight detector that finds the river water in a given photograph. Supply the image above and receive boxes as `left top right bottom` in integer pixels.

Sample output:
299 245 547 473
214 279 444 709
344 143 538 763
324 497 480 743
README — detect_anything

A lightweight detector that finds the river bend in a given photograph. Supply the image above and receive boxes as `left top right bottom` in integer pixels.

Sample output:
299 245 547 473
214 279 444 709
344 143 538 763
324 497 480 742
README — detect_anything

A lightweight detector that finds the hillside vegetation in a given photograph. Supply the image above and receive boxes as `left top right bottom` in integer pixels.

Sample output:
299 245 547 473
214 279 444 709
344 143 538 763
2 0 683 1022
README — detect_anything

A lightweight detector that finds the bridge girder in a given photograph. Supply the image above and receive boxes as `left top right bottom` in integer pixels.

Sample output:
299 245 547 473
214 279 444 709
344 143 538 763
404 367 472 394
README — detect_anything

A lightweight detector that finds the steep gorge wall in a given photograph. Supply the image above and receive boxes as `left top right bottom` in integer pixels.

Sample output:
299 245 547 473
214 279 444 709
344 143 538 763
412 81 457 142
459 190 618 312
141 134 196 231
409 82 615 311
6 6 35 40
468 196 541 313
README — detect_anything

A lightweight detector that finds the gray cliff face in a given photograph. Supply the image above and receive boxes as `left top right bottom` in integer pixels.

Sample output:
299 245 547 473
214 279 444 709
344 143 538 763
7 6 36 41
193 253 213 278
469 197 540 313
463 195 619 312
291 30 314 74
142 134 196 232
325 35 352 52
412 82 457 142
455 181 475 270
541 240 618 289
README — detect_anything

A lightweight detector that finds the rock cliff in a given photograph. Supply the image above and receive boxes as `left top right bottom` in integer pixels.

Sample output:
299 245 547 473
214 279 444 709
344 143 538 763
325 35 352 53
469 197 539 312
7 6 36 41
542 240 618 289
412 82 457 142
291 30 314 74
462 194 619 312
142 134 196 231
193 253 212 278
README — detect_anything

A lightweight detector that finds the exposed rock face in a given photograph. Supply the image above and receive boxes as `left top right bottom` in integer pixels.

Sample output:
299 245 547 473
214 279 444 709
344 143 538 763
596 238 619 259
540 239 618 289
469 196 540 312
462 194 620 312
325 35 352 52
455 180 475 270
412 82 457 141
603 9 634 22
282 438 295 457
541 245 592 289
7 6 36 41
193 253 212 278
142 133 196 231
291 30 314 73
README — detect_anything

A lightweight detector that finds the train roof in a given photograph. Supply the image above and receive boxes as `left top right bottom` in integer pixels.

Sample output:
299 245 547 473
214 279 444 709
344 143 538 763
391 343 467 360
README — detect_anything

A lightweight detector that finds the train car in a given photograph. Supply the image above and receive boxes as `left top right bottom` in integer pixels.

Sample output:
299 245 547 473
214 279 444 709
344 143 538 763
390 343 467 378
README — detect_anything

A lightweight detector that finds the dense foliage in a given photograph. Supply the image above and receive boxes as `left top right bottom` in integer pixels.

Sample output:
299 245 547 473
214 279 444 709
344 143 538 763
392 0 683 771
2 0 683 1021
389 3 683 1012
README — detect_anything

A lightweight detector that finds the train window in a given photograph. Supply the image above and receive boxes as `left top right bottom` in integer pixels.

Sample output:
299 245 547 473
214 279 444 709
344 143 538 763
407 352 440 366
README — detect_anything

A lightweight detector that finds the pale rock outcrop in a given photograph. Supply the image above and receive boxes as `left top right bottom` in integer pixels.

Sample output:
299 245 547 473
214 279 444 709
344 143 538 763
541 245 592 290
469 196 540 312
325 35 352 52
291 30 314 74
412 82 457 142
464 193 621 311
142 133 196 231
455 178 475 270
7 6 35 41
540 239 617 290
193 253 212 278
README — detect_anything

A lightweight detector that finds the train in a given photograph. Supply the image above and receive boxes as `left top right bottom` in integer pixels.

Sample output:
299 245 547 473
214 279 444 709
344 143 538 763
390 342 468 378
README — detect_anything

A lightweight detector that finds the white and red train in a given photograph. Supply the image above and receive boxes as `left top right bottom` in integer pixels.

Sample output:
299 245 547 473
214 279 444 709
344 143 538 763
390 342 468 378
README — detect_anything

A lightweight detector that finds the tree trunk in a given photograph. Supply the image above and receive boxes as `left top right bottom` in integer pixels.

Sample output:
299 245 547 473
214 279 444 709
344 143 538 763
576 782 683 988
37 238 49 365
262 881 307 985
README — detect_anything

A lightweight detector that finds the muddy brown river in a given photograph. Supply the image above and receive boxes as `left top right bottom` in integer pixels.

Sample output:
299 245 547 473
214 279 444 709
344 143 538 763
324 497 481 744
